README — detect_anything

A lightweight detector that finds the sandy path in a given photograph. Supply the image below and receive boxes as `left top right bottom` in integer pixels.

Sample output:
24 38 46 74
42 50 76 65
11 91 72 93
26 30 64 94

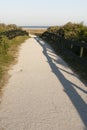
0 35 87 130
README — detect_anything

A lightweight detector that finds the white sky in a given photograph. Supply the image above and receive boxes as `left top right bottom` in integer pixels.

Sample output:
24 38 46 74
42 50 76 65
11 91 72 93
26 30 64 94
0 0 87 26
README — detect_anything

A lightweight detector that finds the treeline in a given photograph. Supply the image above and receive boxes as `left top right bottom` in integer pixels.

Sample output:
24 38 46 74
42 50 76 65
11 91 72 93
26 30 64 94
0 23 18 31
42 22 87 58
0 23 28 39
0 23 28 54
46 22 87 43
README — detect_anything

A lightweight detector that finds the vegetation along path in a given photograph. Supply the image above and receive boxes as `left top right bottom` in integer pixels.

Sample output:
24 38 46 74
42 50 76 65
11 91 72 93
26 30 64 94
0 35 87 130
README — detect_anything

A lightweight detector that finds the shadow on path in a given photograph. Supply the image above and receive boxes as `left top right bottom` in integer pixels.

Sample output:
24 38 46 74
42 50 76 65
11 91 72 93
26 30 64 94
35 37 87 129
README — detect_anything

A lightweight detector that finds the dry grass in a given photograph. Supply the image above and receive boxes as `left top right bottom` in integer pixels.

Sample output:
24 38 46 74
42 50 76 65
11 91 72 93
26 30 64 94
0 36 28 91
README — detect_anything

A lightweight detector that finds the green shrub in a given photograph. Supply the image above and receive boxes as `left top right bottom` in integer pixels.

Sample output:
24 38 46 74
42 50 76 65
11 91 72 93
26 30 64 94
47 22 87 42
0 36 9 54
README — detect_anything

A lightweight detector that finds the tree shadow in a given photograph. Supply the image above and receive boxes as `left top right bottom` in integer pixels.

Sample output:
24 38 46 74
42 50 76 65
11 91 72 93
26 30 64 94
35 37 87 129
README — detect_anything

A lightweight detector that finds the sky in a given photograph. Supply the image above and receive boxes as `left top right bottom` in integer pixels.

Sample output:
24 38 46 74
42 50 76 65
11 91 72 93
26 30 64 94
0 0 87 26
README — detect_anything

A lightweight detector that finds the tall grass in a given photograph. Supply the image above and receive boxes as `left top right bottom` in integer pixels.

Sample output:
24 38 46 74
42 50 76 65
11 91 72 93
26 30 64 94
0 25 29 89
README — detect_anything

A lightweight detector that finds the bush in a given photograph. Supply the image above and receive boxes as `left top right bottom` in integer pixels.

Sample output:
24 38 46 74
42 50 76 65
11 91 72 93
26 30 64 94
0 36 9 54
46 22 87 42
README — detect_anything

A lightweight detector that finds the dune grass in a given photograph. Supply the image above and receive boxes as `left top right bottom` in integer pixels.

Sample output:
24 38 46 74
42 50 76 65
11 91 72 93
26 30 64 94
0 35 28 89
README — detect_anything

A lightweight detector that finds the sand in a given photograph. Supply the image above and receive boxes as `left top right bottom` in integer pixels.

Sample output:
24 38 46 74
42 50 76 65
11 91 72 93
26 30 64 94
0 35 87 130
